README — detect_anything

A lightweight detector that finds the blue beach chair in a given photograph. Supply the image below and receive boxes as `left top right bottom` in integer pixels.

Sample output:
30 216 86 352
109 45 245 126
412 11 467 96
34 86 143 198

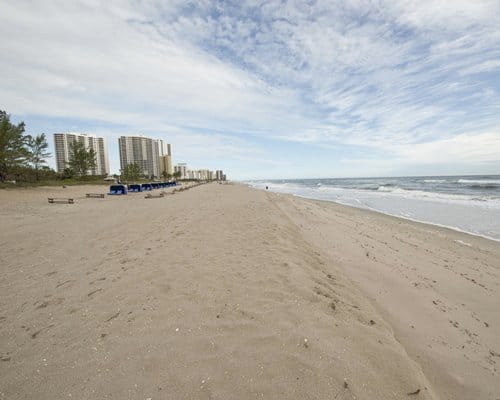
108 184 127 195
128 184 142 192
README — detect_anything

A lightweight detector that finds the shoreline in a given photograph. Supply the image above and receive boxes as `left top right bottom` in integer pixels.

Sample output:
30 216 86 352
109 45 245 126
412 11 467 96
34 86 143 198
304 192 500 244
1 183 499 399
261 186 500 400
251 185 500 243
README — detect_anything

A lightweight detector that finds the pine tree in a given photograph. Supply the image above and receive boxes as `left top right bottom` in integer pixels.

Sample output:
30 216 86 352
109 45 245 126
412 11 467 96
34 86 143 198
67 141 97 177
0 110 30 181
26 133 51 180
122 163 141 182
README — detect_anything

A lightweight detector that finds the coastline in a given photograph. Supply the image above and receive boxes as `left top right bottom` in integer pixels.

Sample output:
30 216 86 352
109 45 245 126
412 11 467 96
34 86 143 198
1 183 499 399
293 191 500 244
257 185 500 400
248 177 500 242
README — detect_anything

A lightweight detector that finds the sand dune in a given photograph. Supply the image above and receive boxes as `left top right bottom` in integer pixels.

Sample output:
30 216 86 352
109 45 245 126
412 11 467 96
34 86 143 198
0 183 498 399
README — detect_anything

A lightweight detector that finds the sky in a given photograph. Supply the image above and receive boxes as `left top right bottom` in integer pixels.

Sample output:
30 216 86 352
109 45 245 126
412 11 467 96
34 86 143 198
1 0 499 180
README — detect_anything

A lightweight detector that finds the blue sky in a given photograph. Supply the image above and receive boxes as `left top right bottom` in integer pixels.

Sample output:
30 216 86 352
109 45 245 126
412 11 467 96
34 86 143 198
1 0 499 180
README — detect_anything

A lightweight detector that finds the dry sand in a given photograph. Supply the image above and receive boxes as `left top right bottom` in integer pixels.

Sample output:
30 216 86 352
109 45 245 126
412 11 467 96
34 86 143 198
0 183 498 399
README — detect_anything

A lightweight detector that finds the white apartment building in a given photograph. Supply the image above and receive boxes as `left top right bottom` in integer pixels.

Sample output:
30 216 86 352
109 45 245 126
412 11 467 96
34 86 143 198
174 165 223 181
197 169 213 180
186 169 197 180
174 163 188 179
53 133 109 175
184 169 217 180
118 135 170 178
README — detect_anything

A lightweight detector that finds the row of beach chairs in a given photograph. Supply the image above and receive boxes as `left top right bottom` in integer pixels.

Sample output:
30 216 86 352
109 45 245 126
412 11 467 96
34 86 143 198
47 181 204 204
108 181 177 195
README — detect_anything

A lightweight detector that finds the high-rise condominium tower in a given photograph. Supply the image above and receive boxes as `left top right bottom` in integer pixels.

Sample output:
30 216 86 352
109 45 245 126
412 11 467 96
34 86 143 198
53 133 109 175
118 135 170 178
216 170 224 180
174 163 188 179
159 143 173 177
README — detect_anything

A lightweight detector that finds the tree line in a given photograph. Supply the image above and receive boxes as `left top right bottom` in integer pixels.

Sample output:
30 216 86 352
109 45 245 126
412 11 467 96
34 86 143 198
0 110 99 183
120 163 181 182
1 109 184 185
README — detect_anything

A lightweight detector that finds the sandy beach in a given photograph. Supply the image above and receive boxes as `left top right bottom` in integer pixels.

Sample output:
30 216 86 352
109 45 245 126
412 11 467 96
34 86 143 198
0 182 499 399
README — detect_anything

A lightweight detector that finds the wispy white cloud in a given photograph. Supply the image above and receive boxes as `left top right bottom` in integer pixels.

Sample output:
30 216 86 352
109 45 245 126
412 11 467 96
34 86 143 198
0 1 309 132
1 0 499 178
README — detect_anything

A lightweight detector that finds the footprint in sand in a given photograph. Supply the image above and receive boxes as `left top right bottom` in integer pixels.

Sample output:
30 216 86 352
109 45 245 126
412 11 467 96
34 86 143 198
56 279 75 289
314 286 332 299
432 299 447 313
105 311 120 322
33 297 64 310
87 288 103 297
449 320 459 328
30 324 55 339
89 277 106 285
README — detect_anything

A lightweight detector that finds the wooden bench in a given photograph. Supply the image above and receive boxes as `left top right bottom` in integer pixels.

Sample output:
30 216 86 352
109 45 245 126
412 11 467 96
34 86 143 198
48 198 74 204
86 193 105 198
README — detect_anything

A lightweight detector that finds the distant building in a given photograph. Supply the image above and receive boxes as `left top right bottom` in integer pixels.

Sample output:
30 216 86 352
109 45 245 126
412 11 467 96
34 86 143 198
185 169 214 180
54 133 109 175
186 169 197 180
197 169 207 180
118 135 169 178
174 163 188 179
159 143 173 178
174 165 224 181
159 155 173 177
216 170 224 181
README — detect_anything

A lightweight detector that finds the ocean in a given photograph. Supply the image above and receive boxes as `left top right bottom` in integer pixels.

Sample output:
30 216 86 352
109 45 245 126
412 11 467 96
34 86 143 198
247 175 500 241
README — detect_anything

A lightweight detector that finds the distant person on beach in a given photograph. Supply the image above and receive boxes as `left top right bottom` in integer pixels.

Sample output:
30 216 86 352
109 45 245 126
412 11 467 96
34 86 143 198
266 186 268 190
